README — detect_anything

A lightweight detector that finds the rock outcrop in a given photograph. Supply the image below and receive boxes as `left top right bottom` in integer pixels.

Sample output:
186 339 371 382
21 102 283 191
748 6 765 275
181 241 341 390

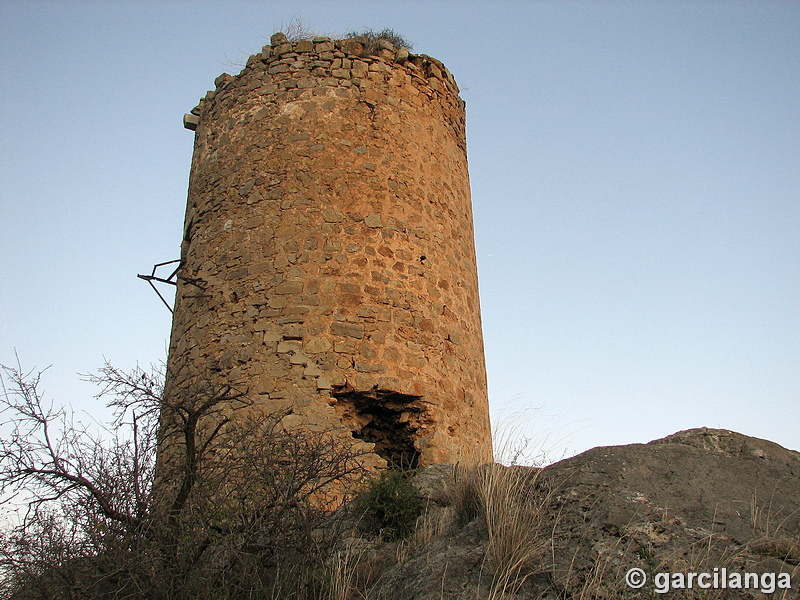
363 428 799 599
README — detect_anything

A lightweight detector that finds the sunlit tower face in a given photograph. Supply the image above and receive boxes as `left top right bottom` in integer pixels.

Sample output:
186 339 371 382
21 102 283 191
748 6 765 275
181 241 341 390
165 33 492 469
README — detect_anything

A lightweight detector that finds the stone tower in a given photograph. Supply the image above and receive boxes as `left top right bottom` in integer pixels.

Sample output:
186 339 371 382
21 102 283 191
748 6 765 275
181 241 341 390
167 32 491 467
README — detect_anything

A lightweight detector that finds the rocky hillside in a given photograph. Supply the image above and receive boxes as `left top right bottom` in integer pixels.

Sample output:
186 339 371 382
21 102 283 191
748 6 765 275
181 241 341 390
356 428 799 599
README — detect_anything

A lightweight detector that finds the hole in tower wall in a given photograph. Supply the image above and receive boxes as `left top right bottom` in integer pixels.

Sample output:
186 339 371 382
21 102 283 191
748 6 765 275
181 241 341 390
332 387 423 468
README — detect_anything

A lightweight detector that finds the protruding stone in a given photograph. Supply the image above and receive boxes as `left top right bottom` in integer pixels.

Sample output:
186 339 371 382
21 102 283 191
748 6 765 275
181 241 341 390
270 32 288 45
304 363 324 377
341 39 364 55
394 47 409 63
183 113 199 130
364 214 383 228
277 340 302 354
289 351 308 365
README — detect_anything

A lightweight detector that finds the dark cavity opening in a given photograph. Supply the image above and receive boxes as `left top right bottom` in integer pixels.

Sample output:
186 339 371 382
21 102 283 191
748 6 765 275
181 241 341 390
332 387 422 468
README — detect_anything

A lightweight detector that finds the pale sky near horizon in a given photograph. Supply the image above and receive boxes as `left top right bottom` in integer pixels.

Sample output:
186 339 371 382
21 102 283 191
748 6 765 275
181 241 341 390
1 1 798 462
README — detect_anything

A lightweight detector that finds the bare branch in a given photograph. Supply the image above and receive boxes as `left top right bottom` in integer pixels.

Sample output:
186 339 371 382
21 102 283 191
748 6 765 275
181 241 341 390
1 359 372 599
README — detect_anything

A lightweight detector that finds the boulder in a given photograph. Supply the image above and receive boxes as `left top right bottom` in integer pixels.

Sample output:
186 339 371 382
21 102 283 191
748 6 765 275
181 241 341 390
365 428 799 599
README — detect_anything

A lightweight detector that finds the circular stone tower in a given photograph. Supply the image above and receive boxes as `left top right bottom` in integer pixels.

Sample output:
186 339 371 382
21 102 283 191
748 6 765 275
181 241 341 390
167 33 491 467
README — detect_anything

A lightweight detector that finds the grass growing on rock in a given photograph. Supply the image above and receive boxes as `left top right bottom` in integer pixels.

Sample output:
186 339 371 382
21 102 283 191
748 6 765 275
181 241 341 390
343 28 413 53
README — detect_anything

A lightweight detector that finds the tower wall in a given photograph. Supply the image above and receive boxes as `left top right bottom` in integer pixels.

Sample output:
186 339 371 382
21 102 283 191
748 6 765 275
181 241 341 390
167 34 491 467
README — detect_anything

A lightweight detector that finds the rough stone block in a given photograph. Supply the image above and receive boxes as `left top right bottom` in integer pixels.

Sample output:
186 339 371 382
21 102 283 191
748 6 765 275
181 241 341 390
341 40 363 55
274 281 303 294
314 40 335 53
364 214 383 228
330 322 364 339
277 340 302 354
305 337 332 353
270 32 288 45
183 113 199 130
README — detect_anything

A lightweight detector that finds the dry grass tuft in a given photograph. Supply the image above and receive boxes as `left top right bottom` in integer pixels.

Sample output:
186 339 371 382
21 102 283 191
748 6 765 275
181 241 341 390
479 464 551 599
326 540 365 600
447 458 552 597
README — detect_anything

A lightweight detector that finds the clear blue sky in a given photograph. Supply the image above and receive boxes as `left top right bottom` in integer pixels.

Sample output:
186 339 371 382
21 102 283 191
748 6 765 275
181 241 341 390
1 1 798 461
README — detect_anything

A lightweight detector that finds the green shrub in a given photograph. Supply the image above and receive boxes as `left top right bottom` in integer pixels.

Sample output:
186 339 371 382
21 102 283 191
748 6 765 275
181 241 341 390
354 469 422 541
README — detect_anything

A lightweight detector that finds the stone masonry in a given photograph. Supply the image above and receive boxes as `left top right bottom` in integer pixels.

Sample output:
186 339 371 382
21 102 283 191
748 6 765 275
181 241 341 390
166 32 492 468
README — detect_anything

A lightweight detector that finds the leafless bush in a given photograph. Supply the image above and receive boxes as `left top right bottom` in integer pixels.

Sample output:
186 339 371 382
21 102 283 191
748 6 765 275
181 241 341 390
278 16 320 42
0 360 369 600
